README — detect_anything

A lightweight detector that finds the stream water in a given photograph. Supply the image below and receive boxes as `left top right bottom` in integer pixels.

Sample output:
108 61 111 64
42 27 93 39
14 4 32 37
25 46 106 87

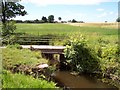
52 71 118 89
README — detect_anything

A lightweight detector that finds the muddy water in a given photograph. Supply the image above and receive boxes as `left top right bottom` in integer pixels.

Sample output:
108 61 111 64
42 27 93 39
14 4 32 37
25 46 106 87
53 71 117 89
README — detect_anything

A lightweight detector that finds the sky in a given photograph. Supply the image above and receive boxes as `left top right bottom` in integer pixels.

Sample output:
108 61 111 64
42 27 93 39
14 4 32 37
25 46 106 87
14 0 119 22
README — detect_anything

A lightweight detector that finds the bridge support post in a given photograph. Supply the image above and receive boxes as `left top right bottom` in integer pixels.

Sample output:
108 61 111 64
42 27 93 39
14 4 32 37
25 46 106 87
49 54 53 60
60 54 65 61
59 54 66 70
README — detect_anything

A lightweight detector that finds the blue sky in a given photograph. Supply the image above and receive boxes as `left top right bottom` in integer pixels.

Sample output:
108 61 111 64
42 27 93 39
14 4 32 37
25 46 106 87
14 0 119 22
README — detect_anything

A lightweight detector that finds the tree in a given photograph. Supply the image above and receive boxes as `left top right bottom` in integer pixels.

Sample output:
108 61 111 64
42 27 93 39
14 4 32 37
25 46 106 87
1 0 27 36
58 17 62 22
72 19 77 23
116 17 120 22
48 15 54 23
42 16 47 23
34 19 39 23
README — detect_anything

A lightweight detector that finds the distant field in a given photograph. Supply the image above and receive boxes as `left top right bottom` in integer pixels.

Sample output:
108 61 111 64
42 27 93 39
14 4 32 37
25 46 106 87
16 23 118 36
67 22 118 29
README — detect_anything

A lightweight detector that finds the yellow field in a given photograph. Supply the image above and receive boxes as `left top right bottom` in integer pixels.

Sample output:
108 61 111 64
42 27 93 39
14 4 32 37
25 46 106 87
66 22 118 29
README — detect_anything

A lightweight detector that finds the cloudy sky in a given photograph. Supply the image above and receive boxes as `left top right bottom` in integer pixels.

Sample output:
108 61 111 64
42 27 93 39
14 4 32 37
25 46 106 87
14 0 119 22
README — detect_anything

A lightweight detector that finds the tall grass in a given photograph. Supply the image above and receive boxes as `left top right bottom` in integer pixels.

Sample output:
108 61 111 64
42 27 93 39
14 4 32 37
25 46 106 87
3 70 57 88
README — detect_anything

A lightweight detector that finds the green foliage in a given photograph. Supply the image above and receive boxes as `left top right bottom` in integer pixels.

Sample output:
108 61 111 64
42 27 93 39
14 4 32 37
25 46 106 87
116 17 120 22
72 19 77 23
64 33 119 75
6 44 21 49
94 39 120 77
64 34 120 87
2 21 16 36
2 70 57 88
48 15 54 23
1 1 27 22
2 1 27 36
64 34 101 73
2 46 48 69
42 16 48 23
58 17 62 21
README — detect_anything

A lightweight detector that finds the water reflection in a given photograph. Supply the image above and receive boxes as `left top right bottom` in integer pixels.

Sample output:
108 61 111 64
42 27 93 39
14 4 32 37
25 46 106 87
53 71 117 89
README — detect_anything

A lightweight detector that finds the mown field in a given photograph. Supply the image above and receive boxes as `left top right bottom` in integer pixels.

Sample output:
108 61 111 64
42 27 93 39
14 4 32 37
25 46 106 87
15 23 118 44
16 23 118 36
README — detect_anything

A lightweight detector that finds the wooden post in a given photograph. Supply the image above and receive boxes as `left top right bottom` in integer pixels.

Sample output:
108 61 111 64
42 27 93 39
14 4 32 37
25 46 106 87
59 54 65 61
59 54 66 70
49 54 53 60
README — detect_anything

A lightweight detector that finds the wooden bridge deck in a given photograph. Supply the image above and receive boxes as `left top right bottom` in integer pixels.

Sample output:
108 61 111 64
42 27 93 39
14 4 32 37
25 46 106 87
21 45 66 54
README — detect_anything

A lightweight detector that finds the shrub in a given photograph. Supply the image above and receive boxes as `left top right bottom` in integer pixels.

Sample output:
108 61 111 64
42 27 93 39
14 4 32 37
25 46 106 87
2 21 16 36
64 35 101 73
94 40 120 77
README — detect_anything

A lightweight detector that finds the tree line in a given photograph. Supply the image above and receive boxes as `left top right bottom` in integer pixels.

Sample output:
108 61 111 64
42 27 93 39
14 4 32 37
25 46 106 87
15 17 84 24
15 15 57 23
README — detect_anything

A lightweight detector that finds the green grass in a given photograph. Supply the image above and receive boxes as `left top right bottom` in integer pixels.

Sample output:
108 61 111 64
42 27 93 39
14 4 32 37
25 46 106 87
16 23 118 36
3 70 57 88
14 23 118 46
2 46 57 88
2 46 48 69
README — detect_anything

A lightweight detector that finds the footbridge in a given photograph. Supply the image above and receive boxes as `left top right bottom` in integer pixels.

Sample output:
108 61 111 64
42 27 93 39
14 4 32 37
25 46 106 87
21 45 66 61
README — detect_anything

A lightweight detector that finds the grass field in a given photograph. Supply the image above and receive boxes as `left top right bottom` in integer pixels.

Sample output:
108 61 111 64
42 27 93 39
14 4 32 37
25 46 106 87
14 23 118 45
16 23 118 36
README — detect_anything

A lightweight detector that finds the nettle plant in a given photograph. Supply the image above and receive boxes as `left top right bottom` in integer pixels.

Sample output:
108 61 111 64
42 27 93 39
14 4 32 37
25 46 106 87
64 35 101 73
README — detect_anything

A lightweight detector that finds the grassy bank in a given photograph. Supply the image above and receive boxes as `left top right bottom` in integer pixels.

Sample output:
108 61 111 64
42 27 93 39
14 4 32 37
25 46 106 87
2 45 57 88
2 45 48 69
3 70 57 88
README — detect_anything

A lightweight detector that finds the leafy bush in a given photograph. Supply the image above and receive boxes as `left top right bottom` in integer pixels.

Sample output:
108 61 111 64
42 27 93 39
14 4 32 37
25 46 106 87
6 44 22 49
64 35 101 73
94 39 120 77
2 21 16 36
2 70 57 88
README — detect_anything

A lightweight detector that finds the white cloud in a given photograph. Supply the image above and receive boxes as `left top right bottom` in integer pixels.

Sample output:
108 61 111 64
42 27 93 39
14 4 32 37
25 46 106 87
21 0 119 6
96 8 104 11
